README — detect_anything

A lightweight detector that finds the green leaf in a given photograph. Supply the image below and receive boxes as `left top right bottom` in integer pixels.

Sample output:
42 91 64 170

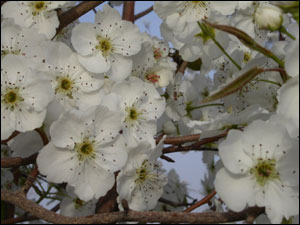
201 67 264 103
187 58 202 71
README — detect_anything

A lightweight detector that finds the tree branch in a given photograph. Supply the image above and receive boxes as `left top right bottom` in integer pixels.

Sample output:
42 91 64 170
184 190 216 212
162 131 228 154
1 131 19 144
157 134 201 145
177 61 188 74
1 153 38 168
56 1 104 35
1 189 265 224
21 164 39 195
134 6 153 20
122 1 135 22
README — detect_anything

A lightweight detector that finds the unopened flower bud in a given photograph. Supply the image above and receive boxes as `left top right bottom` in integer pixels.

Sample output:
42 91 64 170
255 4 283 31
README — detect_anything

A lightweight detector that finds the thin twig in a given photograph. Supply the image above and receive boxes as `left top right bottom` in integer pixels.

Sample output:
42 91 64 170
1 131 20 144
162 131 228 154
21 164 39 195
159 198 194 207
184 190 216 212
160 155 175 163
134 5 153 20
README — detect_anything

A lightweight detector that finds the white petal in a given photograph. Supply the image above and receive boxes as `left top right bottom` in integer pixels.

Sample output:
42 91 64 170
21 72 54 112
71 162 115 201
77 52 110 74
37 142 78 183
285 42 299 77
15 107 47 133
210 2 237 15
1 106 15 140
2 2 33 28
93 136 127 173
219 130 253 174
34 11 59 39
110 21 142 56
107 54 132 82
277 76 299 138
93 105 122 144
71 23 98 56
264 181 299 224
50 110 85 149
215 168 256 212
276 139 299 187
8 130 43 158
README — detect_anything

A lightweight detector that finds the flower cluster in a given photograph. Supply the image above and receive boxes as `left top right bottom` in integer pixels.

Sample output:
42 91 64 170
1 1 299 223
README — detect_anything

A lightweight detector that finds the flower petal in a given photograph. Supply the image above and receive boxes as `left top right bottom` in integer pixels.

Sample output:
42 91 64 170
215 168 256 212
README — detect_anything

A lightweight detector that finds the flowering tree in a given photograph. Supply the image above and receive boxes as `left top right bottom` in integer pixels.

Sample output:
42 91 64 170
1 1 299 224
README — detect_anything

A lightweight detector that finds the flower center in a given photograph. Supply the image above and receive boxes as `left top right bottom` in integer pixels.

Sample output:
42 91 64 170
243 52 252 63
5 91 17 103
250 159 279 186
146 74 160 83
96 36 112 57
1 49 21 59
61 79 71 90
30 1 47 16
73 197 85 209
125 106 141 123
153 48 162 59
135 161 150 184
55 76 74 99
2 88 24 111
75 138 95 161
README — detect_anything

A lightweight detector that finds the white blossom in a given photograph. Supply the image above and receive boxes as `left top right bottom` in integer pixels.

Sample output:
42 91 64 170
1 55 54 140
60 185 97 217
37 105 128 201
2 1 71 39
37 41 104 110
117 139 168 211
1 19 47 64
102 77 165 148
71 4 142 82
215 119 299 224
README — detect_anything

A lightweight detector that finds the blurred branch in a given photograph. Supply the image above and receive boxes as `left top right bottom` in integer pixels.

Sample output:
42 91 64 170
162 131 228 154
184 190 216 212
157 134 201 145
1 131 19 144
21 164 39 195
159 197 195 207
177 61 188 74
122 1 135 22
134 5 153 20
1 153 38 168
56 1 104 35
1 203 60 224
1 188 265 224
